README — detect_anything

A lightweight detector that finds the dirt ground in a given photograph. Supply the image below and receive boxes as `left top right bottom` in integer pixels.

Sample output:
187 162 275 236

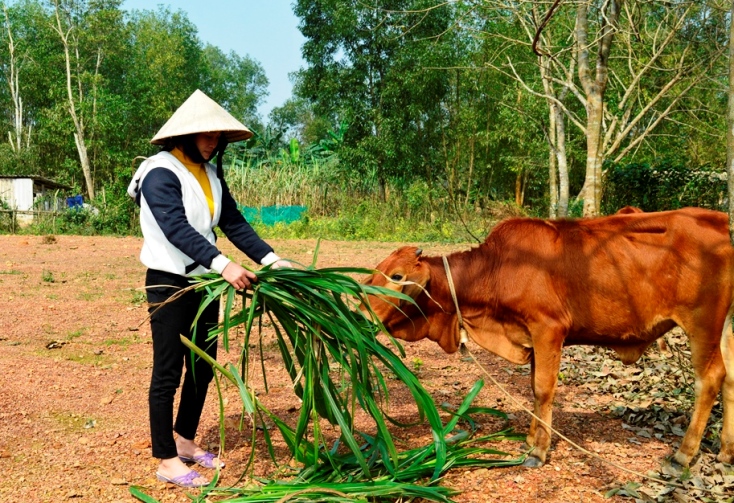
0 234 718 503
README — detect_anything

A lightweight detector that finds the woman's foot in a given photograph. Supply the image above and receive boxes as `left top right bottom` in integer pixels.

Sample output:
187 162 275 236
176 436 225 469
156 456 209 487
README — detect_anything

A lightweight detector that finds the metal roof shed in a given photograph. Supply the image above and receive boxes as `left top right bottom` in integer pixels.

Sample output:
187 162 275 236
0 175 72 210
0 176 73 224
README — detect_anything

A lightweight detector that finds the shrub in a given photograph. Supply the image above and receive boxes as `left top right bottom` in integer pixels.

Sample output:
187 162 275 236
603 161 726 213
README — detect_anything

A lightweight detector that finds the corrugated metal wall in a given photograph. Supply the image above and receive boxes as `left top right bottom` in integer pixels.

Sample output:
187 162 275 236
0 178 68 219
0 178 16 209
13 178 33 210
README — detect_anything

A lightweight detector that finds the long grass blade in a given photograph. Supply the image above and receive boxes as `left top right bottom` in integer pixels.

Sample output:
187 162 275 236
134 260 527 503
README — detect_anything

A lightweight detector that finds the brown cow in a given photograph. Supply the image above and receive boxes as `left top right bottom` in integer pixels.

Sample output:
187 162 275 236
613 206 671 353
364 207 734 468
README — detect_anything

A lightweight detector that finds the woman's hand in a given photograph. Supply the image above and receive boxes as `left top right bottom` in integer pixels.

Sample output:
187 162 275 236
221 262 257 290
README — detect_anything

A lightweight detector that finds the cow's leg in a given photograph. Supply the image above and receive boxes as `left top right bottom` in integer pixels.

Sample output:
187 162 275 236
717 320 734 464
672 328 727 467
523 336 563 468
526 353 538 449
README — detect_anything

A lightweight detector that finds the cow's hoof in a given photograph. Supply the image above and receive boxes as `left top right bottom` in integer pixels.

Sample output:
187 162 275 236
664 457 686 475
522 456 544 468
670 450 693 471
717 451 734 465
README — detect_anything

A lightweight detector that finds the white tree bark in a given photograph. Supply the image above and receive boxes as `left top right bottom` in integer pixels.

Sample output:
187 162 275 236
483 0 722 216
52 0 95 200
577 0 621 216
392 1 727 216
553 99 569 217
547 101 558 218
3 4 29 153
538 46 571 218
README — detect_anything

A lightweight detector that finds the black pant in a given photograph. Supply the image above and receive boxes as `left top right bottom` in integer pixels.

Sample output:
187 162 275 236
146 269 219 460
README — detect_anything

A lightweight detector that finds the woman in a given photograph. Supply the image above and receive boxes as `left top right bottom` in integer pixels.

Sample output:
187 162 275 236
128 89 289 488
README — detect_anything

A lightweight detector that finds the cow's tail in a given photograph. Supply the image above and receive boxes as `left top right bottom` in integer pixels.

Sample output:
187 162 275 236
719 248 734 386
722 317 734 374
715 257 734 463
722 281 734 377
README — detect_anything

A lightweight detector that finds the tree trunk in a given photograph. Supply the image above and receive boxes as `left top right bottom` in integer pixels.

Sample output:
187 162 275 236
581 93 605 216
493 0 714 217
53 1 95 200
515 169 525 206
728 0 734 244
576 0 621 217
548 106 558 218
536 25 572 218
3 5 27 153
74 132 94 200
465 133 476 207
378 177 387 202
554 103 569 217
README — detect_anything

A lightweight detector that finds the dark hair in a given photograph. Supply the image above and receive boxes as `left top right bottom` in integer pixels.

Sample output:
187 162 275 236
160 134 208 163
214 136 229 176
160 133 230 175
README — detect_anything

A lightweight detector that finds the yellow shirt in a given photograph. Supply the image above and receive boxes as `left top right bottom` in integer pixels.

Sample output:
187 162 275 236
171 147 214 218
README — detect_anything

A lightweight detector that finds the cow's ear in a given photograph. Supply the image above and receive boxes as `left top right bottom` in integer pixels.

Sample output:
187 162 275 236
402 259 430 299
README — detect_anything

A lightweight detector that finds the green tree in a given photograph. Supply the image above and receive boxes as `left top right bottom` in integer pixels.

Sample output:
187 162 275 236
200 44 268 129
0 1 61 177
479 0 729 215
123 6 203 157
294 0 454 201
269 94 331 146
48 0 128 200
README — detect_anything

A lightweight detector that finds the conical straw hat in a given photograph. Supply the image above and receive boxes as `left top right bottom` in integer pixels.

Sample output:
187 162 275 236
150 89 253 145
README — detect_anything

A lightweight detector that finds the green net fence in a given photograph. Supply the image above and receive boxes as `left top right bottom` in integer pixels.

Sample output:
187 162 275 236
239 205 307 226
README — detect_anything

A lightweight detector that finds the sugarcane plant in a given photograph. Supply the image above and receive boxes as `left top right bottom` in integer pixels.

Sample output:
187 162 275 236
130 244 525 502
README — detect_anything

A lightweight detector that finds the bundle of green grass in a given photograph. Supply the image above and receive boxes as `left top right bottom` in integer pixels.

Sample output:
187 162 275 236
131 249 524 503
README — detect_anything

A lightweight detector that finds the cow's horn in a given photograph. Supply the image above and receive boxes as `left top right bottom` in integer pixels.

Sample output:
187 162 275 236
415 248 422 256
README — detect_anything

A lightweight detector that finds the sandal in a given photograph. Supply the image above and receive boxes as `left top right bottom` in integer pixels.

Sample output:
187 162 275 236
156 469 208 488
179 451 225 469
